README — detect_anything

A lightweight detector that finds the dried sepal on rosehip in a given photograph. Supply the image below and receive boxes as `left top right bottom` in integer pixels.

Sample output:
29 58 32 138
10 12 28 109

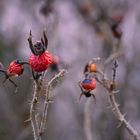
27 31 52 79
78 77 96 102
28 30 48 55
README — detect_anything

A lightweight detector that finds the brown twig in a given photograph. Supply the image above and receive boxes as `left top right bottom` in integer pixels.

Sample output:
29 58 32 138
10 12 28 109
38 69 66 140
30 80 41 140
103 50 122 67
30 69 66 140
96 61 140 140
109 92 140 140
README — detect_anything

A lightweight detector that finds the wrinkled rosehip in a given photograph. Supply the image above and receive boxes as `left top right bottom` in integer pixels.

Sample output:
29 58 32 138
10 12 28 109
29 51 52 72
7 60 24 77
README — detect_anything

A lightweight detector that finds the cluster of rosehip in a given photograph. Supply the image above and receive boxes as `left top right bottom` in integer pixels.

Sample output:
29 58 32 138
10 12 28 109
78 60 98 102
0 31 58 90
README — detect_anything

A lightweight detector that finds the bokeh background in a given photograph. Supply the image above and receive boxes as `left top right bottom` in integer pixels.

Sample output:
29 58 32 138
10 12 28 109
0 0 140 140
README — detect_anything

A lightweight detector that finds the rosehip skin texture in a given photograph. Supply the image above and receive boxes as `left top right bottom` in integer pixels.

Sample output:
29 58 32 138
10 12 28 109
7 60 24 77
81 78 96 91
29 51 52 72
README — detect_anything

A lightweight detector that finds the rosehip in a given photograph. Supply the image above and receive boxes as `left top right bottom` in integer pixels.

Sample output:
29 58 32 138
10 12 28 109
84 62 97 74
81 78 96 91
7 60 24 77
79 78 96 102
28 51 52 72
28 31 53 74
88 63 97 73
0 60 27 90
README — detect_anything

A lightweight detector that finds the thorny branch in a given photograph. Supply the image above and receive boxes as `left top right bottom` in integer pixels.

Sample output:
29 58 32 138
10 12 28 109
38 69 66 140
29 69 66 140
96 61 140 140
30 80 41 140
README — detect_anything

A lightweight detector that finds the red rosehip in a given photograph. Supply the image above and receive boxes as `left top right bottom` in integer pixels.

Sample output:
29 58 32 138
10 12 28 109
29 51 52 72
81 78 96 91
7 60 24 77
88 63 97 73
84 63 97 74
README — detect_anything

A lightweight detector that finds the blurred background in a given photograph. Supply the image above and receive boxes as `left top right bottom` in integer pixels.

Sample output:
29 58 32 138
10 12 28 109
0 0 140 140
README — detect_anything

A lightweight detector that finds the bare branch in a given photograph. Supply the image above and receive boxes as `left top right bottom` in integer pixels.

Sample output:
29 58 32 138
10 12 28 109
84 99 93 140
38 69 67 140
96 62 140 140
30 80 40 140
109 92 140 140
